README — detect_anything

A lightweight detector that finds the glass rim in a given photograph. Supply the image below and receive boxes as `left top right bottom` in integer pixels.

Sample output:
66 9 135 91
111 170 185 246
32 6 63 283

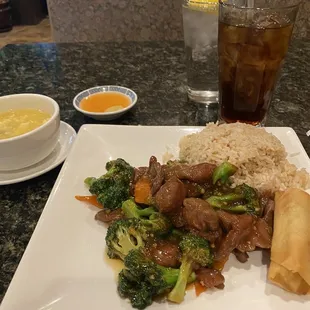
183 0 218 4
219 0 301 11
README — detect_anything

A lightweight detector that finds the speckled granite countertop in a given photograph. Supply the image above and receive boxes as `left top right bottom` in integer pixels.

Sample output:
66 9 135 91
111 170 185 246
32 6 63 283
0 41 309 302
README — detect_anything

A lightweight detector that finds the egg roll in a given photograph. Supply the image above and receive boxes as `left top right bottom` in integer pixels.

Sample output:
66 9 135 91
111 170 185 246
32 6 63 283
268 188 310 295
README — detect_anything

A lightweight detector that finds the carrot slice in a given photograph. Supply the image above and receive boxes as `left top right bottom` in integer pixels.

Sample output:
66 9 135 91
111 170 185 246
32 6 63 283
195 281 207 297
134 176 152 204
75 195 103 209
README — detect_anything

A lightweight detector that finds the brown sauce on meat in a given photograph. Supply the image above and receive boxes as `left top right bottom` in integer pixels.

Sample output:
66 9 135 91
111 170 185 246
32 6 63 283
213 258 228 271
183 198 219 232
155 178 186 213
95 208 124 223
145 240 181 268
196 268 225 289
164 163 216 183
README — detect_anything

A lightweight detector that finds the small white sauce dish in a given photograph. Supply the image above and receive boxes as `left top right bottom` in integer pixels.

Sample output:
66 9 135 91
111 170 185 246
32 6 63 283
73 85 138 121
0 94 60 171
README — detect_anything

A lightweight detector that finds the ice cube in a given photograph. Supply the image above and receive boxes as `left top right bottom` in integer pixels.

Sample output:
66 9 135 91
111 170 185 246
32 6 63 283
219 23 247 44
245 27 265 46
238 43 266 66
263 24 293 60
234 63 265 112
221 42 240 62
219 56 236 83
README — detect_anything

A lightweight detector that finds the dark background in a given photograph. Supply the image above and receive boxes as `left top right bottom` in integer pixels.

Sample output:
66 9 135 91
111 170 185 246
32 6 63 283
10 0 47 25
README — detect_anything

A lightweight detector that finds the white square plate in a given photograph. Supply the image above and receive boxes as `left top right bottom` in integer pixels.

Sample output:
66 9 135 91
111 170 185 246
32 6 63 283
1 125 310 310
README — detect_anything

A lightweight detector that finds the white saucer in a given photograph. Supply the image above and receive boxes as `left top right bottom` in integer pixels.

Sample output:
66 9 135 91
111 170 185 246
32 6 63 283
0 121 77 185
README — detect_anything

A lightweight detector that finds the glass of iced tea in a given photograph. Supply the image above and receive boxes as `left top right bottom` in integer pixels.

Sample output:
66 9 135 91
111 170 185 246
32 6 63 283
218 0 300 126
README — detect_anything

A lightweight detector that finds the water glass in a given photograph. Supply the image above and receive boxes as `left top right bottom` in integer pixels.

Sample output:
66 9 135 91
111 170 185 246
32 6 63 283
182 0 219 105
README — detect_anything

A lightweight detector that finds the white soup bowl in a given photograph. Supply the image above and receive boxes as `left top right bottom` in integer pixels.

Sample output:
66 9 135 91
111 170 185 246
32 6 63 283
0 94 60 171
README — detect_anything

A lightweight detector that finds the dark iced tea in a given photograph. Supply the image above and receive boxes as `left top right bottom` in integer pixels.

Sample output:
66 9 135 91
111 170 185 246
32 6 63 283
218 11 296 125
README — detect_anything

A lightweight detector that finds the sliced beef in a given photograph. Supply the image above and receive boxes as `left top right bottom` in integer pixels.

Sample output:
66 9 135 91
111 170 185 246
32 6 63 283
147 156 165 195
216 208 273 261
233 249 249 263
215 211 255 261
183 181 205 198
134 167 148 184
236 237 256 253
217 210 239 231
146 240 181 268
183 198 219 232
251 198 274 249
235 219 272 252
190 229 222 244
164 163 216 184
168 207 186 228
133 156 164 196
155 177 186 213
236 202 273 251
196 268 225 289
95 208 124 223
254 218 272 249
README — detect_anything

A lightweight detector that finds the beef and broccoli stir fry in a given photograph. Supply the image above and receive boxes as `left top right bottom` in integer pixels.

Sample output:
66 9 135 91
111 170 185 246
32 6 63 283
76 156 274 309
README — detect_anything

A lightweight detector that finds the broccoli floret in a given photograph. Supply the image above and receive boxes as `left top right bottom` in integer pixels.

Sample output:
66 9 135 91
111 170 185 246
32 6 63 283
96 186 130 211
212 161 238 185
84 158 134 210
207 183 261 215
118 270 153 310
105 218 145 260
122 199 172 236
170 228 185 239
124 249 180 290
168 234 213 304
105 158 134 177
119 249 196 309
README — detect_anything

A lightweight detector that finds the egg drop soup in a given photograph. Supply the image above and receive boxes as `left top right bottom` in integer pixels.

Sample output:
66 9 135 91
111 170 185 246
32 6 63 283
0 109 51 139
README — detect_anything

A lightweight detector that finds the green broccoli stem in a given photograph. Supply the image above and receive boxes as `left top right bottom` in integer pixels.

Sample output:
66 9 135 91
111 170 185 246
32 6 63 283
214 204 249 214
167 258 192 304
207 193 260 215
213 161 238 185
122 199 156 219
187 271 196 284
207 194 250 214
84 177 96 187
170 229 185 239
160 267 180 288
207 193 244 208
138 207 156 217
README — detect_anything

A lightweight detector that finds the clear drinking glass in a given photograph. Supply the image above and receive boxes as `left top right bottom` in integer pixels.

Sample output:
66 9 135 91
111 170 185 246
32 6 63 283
182 0 219 105
218 0 300 126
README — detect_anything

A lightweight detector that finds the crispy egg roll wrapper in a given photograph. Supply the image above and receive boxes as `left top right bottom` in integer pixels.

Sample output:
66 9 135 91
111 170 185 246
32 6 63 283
268 188 310 295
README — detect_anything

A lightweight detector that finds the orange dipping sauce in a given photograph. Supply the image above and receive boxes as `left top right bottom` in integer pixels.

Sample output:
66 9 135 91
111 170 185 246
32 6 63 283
80 92 131 113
